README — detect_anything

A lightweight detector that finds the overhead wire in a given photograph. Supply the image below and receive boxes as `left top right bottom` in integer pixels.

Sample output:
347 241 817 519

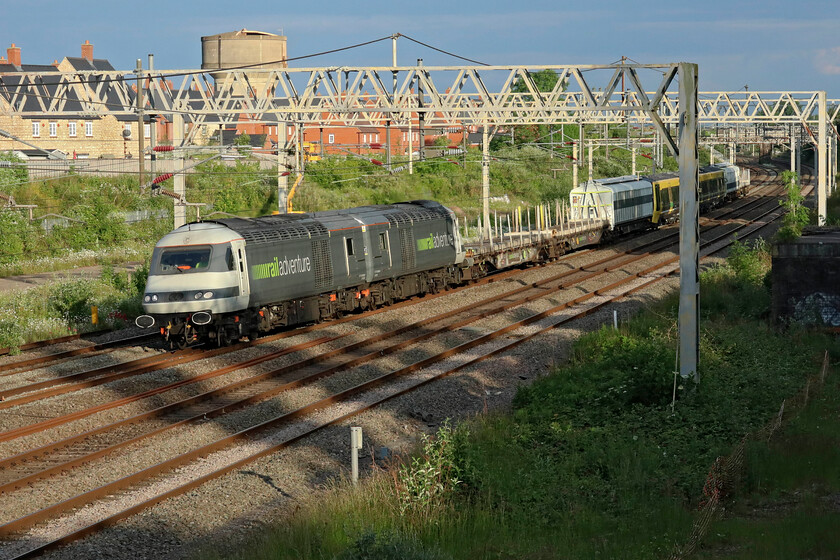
397 34 490 66
0 35 396 114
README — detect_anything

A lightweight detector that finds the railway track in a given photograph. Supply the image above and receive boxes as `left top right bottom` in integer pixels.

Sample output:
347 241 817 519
0 170 780 431
0 163 793 558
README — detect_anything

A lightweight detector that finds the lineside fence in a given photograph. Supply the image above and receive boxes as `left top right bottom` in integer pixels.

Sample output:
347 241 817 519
668 350 832 559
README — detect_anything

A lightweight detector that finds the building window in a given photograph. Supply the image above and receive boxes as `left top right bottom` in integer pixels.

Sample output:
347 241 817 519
375 134 379 142
49 122 57 137
32 122 40 137
85 121 93 137
68 122 77 137
328 134 335 144
144 123 151 138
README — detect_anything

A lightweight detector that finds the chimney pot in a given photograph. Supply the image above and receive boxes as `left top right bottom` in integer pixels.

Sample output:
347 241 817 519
81 40 93 62
7 43 21 66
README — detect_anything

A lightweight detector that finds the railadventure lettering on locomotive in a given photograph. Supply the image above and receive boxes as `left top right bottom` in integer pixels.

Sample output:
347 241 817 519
251 255 312 280
417 232 453 251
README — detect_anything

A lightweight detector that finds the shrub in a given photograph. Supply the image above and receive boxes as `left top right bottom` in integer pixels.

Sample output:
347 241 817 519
776 172 810 240
48 279 98 322
726 237 770 285
395 422 464 516
0 318 25 354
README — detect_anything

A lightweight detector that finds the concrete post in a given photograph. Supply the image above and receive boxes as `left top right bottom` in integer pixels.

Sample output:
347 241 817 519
818 91 827 224
632 145 636 176
408 107 413 175
830 134 836 195
172 113 186 229
796 128 801 185
385 121 392 169
588 140 593 181
482 125 490 240
417 59 425 163
833 135 836 195
350 427 362 485
277 122 289 212
573 142 578 187
148 54 156 177
790 124 796 179
135 59 145 186
391 34 397 172
678 62 699 383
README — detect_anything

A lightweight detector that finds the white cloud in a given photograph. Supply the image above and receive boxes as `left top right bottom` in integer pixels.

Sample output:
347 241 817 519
815 47 840 75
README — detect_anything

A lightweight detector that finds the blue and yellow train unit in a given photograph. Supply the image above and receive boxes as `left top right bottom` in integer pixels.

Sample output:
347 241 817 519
569 163 745 234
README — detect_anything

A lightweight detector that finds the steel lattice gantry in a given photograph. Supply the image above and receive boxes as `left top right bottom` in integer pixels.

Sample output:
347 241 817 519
0 63 834 215
0 62 835 382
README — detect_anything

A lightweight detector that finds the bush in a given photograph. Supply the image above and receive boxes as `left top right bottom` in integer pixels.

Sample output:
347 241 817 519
0 151 28 188
0 210 29 264
48 279 98 322
395 422 464 516
726 237 770 285
0 318 25 354
776 172 810 240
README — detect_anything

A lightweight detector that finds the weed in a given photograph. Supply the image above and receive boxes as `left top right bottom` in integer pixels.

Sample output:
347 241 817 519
395 423 464 516
776 171 811 241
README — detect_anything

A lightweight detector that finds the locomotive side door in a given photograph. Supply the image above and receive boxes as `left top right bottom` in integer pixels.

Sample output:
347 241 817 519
349 217 375 283
230 239 250 300
360 225 374 283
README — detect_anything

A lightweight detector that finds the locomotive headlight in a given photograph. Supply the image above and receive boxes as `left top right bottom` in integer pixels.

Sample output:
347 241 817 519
194 292 203 300
144 295 151 303
151 294 159 302
203 291 214 299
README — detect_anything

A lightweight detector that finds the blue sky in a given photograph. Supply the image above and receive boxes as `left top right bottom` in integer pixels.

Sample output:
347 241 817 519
3 0 839 95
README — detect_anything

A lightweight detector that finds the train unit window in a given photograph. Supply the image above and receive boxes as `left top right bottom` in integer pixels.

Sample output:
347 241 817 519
158 247 211 273
226 247 235 271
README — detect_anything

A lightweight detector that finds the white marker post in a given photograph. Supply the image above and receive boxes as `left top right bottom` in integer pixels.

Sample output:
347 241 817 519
350 427 363 485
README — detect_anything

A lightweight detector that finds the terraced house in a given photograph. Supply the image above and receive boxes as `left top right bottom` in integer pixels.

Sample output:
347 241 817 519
0 41 152 159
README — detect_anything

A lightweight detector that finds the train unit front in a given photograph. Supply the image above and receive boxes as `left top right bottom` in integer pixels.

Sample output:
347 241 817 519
135 222 250 349
569 176 654 234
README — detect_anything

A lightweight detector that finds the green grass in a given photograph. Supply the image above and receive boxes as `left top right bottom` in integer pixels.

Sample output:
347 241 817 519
0 266 146 353
692 368 840 559
190 238 839 560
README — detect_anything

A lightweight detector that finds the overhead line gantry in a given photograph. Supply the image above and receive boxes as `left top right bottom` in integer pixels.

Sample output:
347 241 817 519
0 61 836 382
